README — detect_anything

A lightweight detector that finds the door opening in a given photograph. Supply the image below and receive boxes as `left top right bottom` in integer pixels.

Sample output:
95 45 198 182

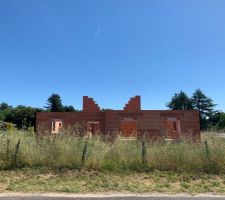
164 118 181 139
120 118 137 137
86 121 100 136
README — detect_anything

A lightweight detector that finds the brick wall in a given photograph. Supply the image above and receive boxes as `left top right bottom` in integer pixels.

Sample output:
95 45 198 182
36 96 200 140
83 96 100 112
123 96 141 111
36 112 105 135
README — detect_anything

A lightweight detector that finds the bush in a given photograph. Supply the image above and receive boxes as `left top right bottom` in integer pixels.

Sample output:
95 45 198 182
0 121 15 132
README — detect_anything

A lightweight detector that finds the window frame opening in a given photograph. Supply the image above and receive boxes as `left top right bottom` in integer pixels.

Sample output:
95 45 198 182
164 118 181 140
51 119 63 134
86 121 100 136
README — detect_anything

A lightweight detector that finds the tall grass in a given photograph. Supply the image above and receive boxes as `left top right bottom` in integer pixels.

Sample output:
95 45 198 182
0 130 225 173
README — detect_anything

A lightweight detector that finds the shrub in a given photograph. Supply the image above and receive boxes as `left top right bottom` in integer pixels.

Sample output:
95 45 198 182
0 121 15 132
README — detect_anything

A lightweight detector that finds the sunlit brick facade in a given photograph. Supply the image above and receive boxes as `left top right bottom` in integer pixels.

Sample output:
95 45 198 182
36 96 200 140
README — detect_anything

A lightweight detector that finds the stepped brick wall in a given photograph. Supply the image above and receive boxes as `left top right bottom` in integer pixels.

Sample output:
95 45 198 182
83 96 100 112
123 96 141 111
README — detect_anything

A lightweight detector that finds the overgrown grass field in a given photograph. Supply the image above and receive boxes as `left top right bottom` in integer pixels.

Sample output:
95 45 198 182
1 131 225 194
0 130 225 174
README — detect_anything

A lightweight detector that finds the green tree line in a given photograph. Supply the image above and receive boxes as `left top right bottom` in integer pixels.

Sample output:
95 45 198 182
1 90 225 131
0 94 77 129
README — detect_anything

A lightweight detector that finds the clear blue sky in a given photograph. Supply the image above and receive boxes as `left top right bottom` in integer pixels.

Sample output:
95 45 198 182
0 0 225 111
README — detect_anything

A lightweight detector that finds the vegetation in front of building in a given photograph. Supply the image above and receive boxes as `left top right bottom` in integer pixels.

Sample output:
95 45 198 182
0 130 224 194
0 130 224 174
0 133 225 195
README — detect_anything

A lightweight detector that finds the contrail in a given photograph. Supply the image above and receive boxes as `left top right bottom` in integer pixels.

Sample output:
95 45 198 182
86 26 102 54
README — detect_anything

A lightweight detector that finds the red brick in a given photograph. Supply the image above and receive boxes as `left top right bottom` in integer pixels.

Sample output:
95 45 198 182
36 96 200 141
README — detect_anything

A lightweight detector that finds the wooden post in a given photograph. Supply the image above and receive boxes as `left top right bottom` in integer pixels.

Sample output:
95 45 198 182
6 138 10 160
204 140 210 161
81 138 89 167
14 139 21 166
141 135 147 165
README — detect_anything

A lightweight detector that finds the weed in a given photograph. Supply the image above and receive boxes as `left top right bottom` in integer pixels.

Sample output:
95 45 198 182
0 131 225 174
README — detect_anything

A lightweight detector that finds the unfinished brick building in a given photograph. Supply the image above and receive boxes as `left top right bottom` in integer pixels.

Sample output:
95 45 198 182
36 96 200 140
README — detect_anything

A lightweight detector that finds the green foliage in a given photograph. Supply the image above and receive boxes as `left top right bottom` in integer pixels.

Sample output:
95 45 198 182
192 89 216 130
192 89 215 118
0 102 39 129
0 93 78 130
208 111 223 127
101 108 114 111
0 102 12 111
0 113 4 121
5 122 14 131
63 105 76 112
166 91 193 110
217 113 225 130
45 93 64 112
3 106 43 129
0 102 12 121
167 89 217 130
0 121 15 131
45 93 76 112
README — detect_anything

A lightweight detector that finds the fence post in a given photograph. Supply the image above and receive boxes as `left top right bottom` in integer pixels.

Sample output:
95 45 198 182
204 140 210 160
141 135 147 165
6 139 10 160
14 139 21 167
81 138 89 167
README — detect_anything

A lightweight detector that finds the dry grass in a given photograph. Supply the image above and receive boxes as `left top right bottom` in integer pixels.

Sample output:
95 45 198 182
0 130 225 174
1 169 225 194
0 131 225 194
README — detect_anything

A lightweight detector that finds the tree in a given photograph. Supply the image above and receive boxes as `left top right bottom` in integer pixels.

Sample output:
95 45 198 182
45 94 63 112
4 106 43 129
217 113 225 130
63 105 76 112
208 111 223 127
0 102 11 110
191 89 216 130
166 91 193 110
101 108 113 111
0 102 13 121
